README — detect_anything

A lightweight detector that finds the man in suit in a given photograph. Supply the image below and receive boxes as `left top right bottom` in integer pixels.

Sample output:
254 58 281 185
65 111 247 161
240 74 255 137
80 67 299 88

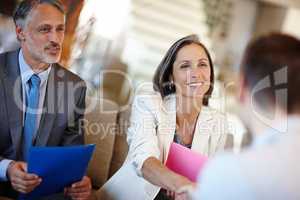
188 33 300 199
0 0 91 199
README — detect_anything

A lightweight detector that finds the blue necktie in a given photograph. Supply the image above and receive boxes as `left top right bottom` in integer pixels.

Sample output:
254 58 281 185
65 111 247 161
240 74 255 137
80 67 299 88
23 74 41 161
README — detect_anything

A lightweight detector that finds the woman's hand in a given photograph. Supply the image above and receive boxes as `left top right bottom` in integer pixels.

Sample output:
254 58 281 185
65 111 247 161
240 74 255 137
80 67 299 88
142 157 193 192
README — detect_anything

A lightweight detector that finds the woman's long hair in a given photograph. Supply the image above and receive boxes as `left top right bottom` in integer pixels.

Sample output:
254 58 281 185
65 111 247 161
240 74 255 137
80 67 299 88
152 34 214 106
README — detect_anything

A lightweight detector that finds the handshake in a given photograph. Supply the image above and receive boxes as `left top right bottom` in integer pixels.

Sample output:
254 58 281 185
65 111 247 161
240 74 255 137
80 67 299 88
172 183 196 200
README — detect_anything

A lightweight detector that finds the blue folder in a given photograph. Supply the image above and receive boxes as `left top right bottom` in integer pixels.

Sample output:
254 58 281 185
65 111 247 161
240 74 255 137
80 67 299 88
20 144 95 199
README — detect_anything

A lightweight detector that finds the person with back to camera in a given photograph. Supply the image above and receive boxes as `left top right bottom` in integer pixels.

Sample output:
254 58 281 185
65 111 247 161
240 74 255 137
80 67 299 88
185 33 300 200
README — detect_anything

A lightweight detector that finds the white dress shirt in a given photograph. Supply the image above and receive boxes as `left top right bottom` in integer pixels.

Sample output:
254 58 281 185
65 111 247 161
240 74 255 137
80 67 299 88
193 116 300 200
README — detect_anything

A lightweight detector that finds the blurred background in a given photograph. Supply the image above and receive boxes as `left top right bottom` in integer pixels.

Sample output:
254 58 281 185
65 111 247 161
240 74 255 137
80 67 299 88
1 0 300 149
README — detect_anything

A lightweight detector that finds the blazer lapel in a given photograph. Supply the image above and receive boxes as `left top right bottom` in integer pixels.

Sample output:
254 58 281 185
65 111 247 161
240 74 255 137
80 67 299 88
2 50 24 157
35 65 61 146
191 106 213 156
160 94 176 163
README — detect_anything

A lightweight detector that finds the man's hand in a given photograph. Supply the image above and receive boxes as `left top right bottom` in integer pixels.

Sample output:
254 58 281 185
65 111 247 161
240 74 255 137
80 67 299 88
175 192 189 200
7 161 42 194
65 176 91 200
176 183 196 200
166 190 176 199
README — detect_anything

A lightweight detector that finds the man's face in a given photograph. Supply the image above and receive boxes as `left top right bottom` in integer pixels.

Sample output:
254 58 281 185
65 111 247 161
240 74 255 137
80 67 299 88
18 3 65 65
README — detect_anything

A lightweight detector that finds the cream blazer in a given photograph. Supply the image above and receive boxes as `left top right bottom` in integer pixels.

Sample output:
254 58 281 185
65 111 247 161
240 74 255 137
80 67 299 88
97 91 230 200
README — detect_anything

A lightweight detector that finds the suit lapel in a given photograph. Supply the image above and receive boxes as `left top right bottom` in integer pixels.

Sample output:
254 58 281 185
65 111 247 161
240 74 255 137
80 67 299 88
35 65 62 146
2 50 24 157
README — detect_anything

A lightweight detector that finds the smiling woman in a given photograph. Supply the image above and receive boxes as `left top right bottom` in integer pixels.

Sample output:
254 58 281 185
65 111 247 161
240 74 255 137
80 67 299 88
99 35 231 200
153 34 214 106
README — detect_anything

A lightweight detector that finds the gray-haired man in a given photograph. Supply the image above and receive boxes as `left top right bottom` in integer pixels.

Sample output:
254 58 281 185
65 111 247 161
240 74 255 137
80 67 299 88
0 0 91 199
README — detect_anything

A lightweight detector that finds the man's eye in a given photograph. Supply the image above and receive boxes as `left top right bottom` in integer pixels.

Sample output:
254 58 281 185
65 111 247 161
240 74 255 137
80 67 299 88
57 27 65 32
39 27 50 33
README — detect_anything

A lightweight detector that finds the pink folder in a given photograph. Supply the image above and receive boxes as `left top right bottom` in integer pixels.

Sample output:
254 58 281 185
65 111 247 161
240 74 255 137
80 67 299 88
165 142 208 182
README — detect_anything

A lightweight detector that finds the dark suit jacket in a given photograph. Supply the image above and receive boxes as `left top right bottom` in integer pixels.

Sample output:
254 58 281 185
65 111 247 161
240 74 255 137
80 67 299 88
0 49 87 198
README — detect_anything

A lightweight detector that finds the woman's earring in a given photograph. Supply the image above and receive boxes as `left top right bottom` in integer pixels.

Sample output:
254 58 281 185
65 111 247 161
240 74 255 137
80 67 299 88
169 81 174 90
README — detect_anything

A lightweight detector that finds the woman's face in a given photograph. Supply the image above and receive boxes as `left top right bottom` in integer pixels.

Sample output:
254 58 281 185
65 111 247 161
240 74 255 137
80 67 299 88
172 43 211 98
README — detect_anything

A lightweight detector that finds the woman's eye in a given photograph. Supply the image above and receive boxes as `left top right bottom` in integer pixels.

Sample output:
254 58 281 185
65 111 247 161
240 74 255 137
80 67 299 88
198 63 208 67
180 64 190 69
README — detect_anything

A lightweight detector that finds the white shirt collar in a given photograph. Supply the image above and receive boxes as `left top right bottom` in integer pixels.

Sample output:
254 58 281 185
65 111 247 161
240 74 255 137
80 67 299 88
252 115 300 148
18 49 51 86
